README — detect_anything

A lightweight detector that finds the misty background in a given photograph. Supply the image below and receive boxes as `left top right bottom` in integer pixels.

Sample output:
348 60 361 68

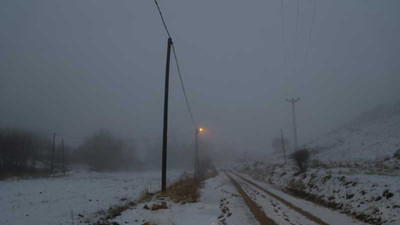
1 0 399 161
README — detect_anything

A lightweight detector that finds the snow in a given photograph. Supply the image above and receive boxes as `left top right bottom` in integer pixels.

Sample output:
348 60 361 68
3 100 400 225
0 170 182 225
110 172 258 225
307 103 400 162
239 161 400 225
105 170 381 225
234 172 369 225
230 102 400 225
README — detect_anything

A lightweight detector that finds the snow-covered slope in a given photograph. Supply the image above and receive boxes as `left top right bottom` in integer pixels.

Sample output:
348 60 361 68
307 101 400 162
238 162 400 225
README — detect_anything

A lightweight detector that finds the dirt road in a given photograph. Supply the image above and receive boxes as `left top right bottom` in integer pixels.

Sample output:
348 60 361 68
226 172 278 225
225 170 333 225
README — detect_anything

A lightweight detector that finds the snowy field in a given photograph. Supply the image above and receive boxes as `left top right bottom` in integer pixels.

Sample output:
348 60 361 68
0 170 182 225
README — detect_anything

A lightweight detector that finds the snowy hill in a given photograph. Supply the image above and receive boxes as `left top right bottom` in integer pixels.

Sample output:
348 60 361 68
307 101 400 162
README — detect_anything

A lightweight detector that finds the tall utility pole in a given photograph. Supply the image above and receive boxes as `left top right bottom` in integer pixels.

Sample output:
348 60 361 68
61 139 65 175
194 127 203 177
286 98 300 151
50 132 56 174
194 128 200 177
161 37 173 192
280 129 287 165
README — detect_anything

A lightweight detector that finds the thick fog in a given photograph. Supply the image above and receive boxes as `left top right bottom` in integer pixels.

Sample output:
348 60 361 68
1 0 399 159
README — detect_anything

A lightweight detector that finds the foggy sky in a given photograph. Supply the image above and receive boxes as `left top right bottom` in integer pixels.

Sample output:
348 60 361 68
1 0 399 156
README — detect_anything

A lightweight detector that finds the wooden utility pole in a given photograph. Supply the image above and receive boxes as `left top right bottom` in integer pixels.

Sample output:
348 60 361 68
50 132 56 174
161 37 173 192
280 129 287 165
61 139 65 175
194 128 200 177
286 98 300 151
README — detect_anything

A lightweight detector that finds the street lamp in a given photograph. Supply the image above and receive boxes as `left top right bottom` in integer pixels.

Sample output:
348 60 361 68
195 127 204 177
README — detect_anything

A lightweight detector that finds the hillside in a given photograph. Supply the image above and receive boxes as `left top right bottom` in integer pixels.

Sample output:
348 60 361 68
307 101 400 162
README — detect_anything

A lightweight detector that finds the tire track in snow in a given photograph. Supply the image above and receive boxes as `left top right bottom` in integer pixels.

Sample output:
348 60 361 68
225 172 278 225
230 171 331 225
240 180 315 225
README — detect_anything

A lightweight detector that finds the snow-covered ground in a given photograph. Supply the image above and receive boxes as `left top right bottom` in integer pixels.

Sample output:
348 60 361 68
0 170 182 225
307 102 400 162
107 171 370 225
235 102 400 225
110 172 258 225
233 171 368 225
239 161 400 225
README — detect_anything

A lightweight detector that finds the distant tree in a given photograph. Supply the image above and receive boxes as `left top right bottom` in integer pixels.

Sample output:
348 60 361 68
78 129 128 171
291 149 310 172
0 128 50 176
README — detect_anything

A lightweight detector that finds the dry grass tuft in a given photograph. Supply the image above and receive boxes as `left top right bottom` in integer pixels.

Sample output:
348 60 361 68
91 168 218 225
139 188 156 203
164 175 202 203
105 204 130 220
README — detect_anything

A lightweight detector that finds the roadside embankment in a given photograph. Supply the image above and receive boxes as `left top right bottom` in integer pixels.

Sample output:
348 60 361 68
238 161 400 225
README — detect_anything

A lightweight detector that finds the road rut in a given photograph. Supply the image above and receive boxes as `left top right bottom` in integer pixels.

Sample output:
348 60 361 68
231 171 331 225
225 172 278 225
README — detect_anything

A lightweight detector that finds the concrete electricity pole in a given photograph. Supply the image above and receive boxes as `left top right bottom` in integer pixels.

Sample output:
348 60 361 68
286 98 300 151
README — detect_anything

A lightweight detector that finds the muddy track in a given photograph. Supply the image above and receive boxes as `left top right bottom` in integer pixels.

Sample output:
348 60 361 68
230 170 331 225
225 172 278 225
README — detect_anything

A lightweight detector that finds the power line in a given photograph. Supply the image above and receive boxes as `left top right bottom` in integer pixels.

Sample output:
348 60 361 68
304 0 318 70
153 0 197 128
280 0 286 62
172 45 196 127
292 0 300 75
153 0 172 38
280 0 290 96
295 0 299 50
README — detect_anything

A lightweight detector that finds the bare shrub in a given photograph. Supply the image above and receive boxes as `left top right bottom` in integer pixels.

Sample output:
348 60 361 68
292 149 310 172
0 128 51 178
394 149 400 160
